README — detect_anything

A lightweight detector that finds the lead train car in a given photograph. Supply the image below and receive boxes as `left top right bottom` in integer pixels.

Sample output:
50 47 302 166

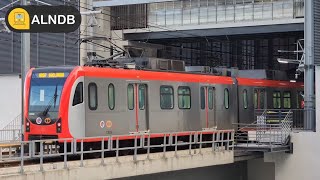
24 66 303 141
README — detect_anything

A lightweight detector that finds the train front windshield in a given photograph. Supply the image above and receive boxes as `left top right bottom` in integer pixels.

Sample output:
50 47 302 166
28 72 68 124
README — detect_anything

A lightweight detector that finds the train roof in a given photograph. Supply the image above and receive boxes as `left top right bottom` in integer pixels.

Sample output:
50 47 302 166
30 66 304 88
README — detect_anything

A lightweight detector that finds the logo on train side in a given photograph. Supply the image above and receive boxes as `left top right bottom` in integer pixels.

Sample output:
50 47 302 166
36 117 42 124
6 5 81 33
99 121 105 129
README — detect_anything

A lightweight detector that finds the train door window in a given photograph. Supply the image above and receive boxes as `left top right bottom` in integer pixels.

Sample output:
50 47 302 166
88 83 98 110
208 87 214 110
72 82 83 106
283 91 291 109
200 87 205 109
273 91 281 109
254 89 265 109
224 88 229 109
243 89 248 109
160 86 174 109
259 90 265 109
139 84 146 110
296 91 304 109
127 84 134 110
178 86 191 109
254 90 258 109
108 83 115 110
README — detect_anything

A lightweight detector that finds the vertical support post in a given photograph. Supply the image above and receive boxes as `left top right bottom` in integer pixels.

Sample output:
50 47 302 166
20 142 24 174
40 141 43 172
64 140 67 169
304 0 315 131
21 0 30 142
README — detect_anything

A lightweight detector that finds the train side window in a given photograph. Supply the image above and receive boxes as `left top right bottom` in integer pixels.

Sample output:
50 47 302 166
283 91 291 109
127 84 134 110
208 87 214 110
224 88 229 109
273 91 281 109
108 83 115 110
160 86 174 109
139 84 146 110
73 82 83 106
88 83 98 110
200 87 205 109
178 86 191 109
243 89 248 109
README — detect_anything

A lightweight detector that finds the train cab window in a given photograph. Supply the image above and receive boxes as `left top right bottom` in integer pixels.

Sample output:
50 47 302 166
243 89 248 109
72 82 83 106
127 84 134 110
273 91 281 109
88 83 98 110
108 84 115 110
200 87 205 109
160 86 174 109
224 88 229 109
283 91 291 109
208 87 214 110
139 84 146 110
178 86 191 109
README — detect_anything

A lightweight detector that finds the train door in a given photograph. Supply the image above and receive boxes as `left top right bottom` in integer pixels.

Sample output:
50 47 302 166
128 83 149 132
200 86 216 129
254 88 266 109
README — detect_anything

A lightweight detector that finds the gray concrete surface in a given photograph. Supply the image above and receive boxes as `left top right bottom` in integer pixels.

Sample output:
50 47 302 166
0 148 234 180
118 161 247 180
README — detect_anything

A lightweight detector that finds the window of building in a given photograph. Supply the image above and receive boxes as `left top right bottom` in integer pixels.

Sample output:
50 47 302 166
224 88 229 109
108 83 115 110
127 84 134 110
283 91 291 109
243 89 248 109
208 87 214 110
273 91 281 109
139 84 146 110
88 83 97 110
178 86 191 109
200 87 205 109
72 82 83 106
160 86 174 109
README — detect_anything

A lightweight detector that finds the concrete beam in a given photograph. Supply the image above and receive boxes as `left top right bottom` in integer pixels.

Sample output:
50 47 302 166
0 148 233 180
122 19 304 40
93 0 176 7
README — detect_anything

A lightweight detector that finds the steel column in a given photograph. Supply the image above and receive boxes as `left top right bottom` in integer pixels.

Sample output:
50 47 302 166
304 0 315 130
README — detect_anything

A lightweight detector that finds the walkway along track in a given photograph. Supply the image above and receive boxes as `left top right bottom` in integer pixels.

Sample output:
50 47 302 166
0 130 234 174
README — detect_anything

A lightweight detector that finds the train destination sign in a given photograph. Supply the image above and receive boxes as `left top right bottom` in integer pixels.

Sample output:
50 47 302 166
5 5 81 33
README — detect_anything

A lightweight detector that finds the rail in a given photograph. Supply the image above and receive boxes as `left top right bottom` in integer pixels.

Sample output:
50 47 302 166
0 130 234 174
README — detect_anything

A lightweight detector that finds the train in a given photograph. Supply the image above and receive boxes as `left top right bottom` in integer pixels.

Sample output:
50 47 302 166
24 66 304 144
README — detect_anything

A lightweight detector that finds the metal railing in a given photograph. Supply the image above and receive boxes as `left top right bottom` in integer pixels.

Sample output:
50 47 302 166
0 130 234 174
0 114 21 142
234 109 293 151
255 109 315 130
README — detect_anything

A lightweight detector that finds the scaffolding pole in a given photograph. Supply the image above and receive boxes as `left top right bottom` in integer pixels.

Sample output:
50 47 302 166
304 0 315 130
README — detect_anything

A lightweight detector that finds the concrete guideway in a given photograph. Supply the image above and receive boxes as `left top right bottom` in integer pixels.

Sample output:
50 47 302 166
0 148 233 180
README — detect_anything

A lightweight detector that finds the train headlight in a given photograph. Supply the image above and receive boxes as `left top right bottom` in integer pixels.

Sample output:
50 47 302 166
56 118 62 133
26 119 30 132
